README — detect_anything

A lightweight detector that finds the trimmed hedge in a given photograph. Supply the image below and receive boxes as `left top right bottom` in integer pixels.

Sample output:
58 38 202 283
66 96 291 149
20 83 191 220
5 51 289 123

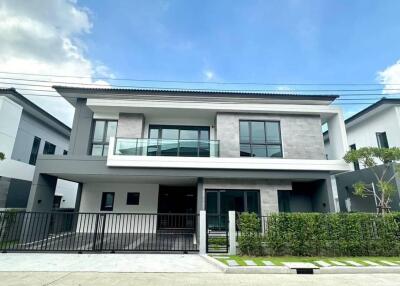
238 212 400 257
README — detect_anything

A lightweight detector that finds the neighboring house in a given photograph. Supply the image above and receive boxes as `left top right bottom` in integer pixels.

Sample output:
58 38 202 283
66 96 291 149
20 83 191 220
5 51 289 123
0 88 78 209
27 86 348 218
324 98 400 212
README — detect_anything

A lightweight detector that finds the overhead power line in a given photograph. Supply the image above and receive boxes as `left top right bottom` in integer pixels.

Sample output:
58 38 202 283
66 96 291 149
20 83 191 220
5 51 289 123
0 70 399 86
1 79 400 96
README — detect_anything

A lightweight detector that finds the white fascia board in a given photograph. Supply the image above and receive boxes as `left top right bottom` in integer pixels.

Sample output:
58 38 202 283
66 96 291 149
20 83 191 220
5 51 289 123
0 159 35 181
87 98 341 116
106 155 349 173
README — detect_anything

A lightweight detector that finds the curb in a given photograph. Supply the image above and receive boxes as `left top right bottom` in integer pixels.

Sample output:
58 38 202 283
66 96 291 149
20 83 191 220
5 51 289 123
205 256 400 274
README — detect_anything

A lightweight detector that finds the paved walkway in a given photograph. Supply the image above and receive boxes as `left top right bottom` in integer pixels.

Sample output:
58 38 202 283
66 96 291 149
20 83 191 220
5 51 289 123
1 272 400 286
0 253 220 273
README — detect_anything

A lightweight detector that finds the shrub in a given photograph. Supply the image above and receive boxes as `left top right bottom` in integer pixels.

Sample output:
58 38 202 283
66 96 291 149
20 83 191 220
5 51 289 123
238 212 400 257
238 212 263 256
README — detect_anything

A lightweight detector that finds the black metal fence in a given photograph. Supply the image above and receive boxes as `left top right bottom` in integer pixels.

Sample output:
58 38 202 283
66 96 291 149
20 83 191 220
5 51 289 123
0 211 199 253
206 214 229 253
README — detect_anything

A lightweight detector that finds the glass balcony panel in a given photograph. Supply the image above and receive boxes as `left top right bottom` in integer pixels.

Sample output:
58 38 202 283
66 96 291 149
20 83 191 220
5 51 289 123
180 140 200 157
147 139 159 156
160 139 178 156
114 138 219 157
115 138 138 155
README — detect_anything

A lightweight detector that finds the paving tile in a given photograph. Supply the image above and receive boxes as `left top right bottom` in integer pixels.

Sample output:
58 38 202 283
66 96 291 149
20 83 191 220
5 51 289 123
262 260 275 266
314 260 331 267
363 260 380 266
244 260 257 266
226 260 239 267
283 262 318 269
345 260 363 267
380 260 398 266
330 260 346 266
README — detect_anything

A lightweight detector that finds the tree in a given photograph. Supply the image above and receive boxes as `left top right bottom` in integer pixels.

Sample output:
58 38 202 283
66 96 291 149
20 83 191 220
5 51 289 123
343 147 400 214
0 152 4 160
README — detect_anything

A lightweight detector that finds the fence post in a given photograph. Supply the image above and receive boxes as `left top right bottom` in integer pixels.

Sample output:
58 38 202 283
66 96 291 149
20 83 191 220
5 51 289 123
199 210 206 254
228 211 236 255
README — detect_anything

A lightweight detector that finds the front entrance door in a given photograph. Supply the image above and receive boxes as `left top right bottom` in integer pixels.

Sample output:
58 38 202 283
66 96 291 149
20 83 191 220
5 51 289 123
157 186 197 230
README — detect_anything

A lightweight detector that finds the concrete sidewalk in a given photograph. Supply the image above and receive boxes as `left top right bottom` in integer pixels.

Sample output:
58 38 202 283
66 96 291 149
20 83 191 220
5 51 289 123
1 272 400 286
0 253 220 273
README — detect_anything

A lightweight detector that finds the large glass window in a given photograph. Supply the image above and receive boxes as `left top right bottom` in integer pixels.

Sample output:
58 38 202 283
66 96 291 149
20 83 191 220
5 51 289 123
240 120 282 158
43 141 56 155
91 120 117 156
29 136 41 165
148 125 210 157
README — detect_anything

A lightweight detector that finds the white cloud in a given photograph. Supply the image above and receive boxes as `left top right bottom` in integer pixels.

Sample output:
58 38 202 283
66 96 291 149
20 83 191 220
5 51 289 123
203 70 215 81
275 85 295 93
0 0 112 126
377 60 400 94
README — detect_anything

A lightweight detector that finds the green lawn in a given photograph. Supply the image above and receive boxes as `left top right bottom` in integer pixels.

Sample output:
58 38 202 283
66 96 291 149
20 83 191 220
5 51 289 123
213 255 400 267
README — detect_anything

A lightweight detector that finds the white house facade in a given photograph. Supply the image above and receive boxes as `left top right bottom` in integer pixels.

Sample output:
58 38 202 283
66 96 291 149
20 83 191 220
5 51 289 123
0 88 78 209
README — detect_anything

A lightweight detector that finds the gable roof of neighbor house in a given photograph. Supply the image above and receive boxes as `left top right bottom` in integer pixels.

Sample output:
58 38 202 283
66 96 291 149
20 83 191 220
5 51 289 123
53 85 339 106
344 97 400 127
0 88 71 137
323 97 400 141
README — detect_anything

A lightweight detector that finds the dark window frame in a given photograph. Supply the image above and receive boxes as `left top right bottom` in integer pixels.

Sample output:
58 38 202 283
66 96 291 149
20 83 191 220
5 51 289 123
376 132 389 148
148 125 211 157
205 189 261 216
126 192 140 205
29 136 41 165
43 141 56 155
91 119 118 156
100 192 115 211
239 120 283 158
349 144 360 170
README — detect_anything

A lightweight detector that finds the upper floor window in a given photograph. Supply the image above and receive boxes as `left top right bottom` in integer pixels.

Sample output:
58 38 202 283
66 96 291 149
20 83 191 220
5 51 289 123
43 141 56 155
91 120 117 156
376 132 389 148
239 120 282 158
349 144 360 170
29 136 41 165
148 125 210 157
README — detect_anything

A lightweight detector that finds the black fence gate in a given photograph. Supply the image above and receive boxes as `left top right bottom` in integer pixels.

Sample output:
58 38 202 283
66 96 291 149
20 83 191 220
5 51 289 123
206 214 228 253
0 211 199 253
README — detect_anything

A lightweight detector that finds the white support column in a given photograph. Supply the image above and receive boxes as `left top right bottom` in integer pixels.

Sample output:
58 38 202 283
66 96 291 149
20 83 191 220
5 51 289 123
199 210 206 254
327 111 348 160
330 175 340 212
228 211 236 255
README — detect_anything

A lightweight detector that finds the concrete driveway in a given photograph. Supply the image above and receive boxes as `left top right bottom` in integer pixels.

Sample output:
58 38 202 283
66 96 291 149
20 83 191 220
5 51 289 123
0 253 220 273
1 273 400 286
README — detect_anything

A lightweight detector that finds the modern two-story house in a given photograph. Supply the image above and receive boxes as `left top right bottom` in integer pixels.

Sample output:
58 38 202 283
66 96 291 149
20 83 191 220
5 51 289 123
27 86 348 220
0 88 78 209
325 98 400 212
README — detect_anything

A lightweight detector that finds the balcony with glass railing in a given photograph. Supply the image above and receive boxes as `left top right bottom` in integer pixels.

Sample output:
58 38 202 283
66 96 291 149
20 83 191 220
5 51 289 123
114 138 220 157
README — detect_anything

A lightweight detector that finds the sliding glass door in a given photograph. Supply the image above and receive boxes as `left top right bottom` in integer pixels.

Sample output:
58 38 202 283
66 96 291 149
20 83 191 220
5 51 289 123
148 125 211 157
205 190 260 230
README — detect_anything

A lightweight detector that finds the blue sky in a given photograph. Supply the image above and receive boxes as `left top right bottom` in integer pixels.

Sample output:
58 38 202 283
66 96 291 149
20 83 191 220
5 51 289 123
2 0 400 124
80 0 400 117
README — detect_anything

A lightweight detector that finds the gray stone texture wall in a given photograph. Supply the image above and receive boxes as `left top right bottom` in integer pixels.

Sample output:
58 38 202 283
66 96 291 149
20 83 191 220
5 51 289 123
216 112 325 159
69 98 94 155
117 113 145 138
0 177 11 208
